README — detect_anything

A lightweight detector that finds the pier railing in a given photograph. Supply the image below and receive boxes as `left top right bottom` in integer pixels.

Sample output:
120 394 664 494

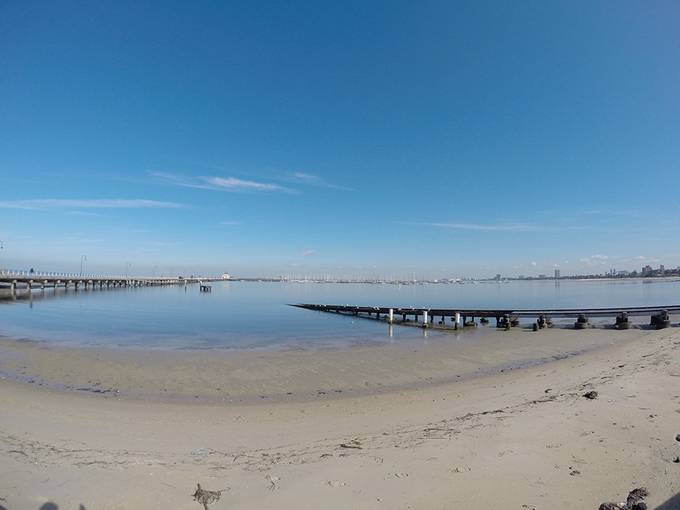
0 270 220 294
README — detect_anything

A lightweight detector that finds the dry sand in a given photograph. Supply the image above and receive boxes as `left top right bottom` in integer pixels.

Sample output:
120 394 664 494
1 327 680 509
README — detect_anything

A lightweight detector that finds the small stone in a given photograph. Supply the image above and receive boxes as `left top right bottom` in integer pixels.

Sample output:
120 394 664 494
675 434 680 442
583 391 599 400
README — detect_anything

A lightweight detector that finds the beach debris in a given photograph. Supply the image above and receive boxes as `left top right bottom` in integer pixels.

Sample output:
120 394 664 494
327 480 346 488
626 488 649 510
673 456 680 463
340 439 362 449
675 433 680 442
191 447 211 457
598 487 648 510
192 483 226 510
583 390 599 400
266 474 280 490
569 469 580 476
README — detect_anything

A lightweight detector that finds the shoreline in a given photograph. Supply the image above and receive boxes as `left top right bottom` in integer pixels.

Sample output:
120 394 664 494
0 326 651 404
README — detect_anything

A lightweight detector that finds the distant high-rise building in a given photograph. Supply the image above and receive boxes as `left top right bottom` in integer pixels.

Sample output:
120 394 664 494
554 268 560 279
660 264 665 273
494 273 501 281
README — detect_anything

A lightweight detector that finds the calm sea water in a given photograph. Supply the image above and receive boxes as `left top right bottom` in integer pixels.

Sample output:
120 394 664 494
0 279 679 350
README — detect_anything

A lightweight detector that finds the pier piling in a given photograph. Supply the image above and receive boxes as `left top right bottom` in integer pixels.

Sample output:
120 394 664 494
574 314 589 329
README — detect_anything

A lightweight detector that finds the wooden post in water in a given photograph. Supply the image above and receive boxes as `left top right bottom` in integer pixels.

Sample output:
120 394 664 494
422 310 429 328
388 308 394 324
455 312 460 330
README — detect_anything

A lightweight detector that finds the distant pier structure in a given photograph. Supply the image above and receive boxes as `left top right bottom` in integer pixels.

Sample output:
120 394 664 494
293 303 680 331
0 270 215 297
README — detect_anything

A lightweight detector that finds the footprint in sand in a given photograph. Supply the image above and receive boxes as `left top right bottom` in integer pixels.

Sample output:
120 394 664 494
266 474 280 490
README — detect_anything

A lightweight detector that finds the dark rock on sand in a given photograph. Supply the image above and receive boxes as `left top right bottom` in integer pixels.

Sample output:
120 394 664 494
583 390 599 400
599 487 648 510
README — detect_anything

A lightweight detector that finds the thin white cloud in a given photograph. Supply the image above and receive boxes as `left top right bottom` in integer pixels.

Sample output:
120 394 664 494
422 222 539 232
303 249 316 257
151 171 293 193
205 176 284 192
0 199 183 210
66 210 103 217
578 254 609 265
220 220 241 226
289 172 354 191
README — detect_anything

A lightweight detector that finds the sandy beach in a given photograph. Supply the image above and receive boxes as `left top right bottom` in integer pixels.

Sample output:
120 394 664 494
1 327 680 509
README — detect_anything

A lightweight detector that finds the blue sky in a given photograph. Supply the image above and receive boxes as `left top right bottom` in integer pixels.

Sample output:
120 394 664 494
1 0 679 278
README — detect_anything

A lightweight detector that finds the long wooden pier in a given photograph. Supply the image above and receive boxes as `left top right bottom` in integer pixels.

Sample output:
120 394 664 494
0 271 211 295
292 303 680 330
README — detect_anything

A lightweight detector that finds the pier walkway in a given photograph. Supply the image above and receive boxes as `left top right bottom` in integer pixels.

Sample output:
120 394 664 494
0 269 211 295
293 303 680 330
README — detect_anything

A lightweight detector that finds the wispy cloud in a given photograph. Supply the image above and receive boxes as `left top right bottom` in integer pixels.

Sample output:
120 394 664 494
0 199 183 210
420 222 539 232
287 172 354 191
66 210 103 217
631 254 660 264
303 249 316 257
578 254 609 266
151 171 293 193
220 220 241 226
206 176 285 192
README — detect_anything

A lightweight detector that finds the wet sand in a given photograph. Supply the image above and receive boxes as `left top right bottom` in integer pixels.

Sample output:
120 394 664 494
1 327 680 509
0 326 648 403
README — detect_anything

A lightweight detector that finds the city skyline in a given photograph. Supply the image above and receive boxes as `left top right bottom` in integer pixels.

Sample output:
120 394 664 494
2 1 680 277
